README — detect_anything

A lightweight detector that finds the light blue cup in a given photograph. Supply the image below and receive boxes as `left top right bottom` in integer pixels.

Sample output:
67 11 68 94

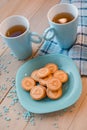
0 15 42 60
43 3 79 49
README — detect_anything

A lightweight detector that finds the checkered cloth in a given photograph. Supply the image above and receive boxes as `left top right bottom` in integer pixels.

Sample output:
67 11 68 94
37 0 87 76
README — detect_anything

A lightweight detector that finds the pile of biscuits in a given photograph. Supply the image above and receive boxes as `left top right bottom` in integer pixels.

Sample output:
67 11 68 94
21 63 68 100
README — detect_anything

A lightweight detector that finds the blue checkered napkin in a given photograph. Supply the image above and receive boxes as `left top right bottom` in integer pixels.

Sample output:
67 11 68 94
37 0 87 76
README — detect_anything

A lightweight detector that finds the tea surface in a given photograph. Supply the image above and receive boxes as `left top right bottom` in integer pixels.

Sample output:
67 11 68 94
6 25 26 37
52 12 74 24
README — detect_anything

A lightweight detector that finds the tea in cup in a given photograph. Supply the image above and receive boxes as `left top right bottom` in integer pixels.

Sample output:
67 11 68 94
0 15 42 60
43 3 79 49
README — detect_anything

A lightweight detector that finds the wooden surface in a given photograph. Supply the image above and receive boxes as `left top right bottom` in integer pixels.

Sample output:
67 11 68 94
0 0 87 130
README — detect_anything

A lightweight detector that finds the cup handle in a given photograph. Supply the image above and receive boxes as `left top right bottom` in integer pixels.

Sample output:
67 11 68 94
30 32 42 43
43 27 55 41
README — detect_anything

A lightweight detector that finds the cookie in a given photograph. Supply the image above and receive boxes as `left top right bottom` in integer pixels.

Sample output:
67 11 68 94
22 77 36 91
40 86 47 98
54 70 68 83
46 87 62 100
31 70 39 82
47 77 62 91
30 85 46 100
39 79 47 86
43 74 53 81
37 67 51 78
39 74 52 86
45 63 58 73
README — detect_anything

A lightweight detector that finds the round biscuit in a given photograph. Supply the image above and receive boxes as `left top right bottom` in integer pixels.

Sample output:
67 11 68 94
45 63 58 73
46 87 62 100
54 70 68 83
22 77 36 91
47 77 62 91
37 67 51 78
30 85 46 100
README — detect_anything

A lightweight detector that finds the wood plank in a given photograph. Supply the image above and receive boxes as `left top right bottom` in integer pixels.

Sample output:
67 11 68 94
29 0 59 34
0 38 8 56
68 78 87 130
0 87 28 130
0 0 22 22
0 48 23 103
0 0 50 22
68 95 87 130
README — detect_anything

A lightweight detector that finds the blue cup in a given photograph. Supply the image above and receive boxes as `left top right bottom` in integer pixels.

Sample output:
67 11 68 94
0 15 42 60
43 3 79 49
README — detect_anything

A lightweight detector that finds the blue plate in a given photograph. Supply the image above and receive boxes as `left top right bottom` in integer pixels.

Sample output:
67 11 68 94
16 53 82 114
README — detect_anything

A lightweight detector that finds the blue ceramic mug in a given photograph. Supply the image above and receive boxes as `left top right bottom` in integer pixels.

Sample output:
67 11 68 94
0 15 42 60
43 3 79 49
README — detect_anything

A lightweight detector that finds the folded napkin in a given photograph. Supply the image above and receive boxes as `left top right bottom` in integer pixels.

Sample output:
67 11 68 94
37 0 87 76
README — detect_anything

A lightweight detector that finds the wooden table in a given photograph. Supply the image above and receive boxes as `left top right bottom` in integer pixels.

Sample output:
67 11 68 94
0 0 87 130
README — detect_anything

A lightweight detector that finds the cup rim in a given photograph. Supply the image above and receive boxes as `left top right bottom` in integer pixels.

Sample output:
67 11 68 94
47 3 79 26
0 15 30 39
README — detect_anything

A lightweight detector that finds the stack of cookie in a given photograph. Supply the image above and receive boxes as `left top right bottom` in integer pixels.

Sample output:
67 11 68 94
21 63 68 100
